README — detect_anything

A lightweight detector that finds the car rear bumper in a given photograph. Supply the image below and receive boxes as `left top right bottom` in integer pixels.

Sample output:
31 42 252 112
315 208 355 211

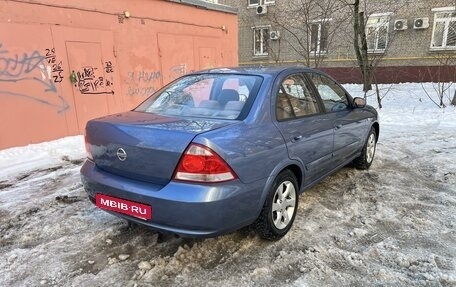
80 159 265 238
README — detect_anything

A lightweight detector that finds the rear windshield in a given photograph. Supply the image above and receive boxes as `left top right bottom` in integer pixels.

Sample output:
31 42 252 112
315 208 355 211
135 74 262 120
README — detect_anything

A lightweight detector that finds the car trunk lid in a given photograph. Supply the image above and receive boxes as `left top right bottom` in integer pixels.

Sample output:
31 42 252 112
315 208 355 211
85 111 235 185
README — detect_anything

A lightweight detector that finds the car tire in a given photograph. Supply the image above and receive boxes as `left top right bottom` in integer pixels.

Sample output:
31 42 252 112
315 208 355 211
353 127 377 170
255 170 298 240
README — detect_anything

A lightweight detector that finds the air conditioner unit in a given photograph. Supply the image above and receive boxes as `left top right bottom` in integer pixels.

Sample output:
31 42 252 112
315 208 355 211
414 17 429 29
394 19 408 31
270 30 280 40
256 5 267 15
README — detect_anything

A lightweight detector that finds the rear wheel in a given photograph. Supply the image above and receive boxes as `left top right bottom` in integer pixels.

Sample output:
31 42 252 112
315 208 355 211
354 127 377 169
256 170 298 240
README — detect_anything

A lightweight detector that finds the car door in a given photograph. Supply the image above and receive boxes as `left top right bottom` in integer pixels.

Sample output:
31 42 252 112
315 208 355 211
306 72 368 167
274 72 334 184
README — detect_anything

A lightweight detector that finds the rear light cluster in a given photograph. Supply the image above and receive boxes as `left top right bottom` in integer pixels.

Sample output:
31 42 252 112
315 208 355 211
173 143 237 183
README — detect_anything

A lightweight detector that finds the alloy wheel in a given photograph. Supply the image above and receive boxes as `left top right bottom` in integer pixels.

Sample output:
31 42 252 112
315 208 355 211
271 181 296 230
366 133 376 164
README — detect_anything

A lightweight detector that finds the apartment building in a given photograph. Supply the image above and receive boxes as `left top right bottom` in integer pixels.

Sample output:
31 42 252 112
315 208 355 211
222 0 456 83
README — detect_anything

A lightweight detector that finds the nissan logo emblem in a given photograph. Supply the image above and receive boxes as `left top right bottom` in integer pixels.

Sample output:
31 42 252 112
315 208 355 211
116 148 127 161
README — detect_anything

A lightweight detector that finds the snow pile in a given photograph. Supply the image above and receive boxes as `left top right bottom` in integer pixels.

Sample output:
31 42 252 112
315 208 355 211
0 135 85 181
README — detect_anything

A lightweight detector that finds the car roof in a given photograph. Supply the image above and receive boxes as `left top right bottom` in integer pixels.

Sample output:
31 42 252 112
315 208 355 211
193 65 318 77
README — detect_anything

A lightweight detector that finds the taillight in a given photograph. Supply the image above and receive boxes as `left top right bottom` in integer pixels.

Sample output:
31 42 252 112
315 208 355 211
84 134 93 160
173 143 237 183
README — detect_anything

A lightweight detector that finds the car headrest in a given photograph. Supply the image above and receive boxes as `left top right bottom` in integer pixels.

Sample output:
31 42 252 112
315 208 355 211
218 89 240 107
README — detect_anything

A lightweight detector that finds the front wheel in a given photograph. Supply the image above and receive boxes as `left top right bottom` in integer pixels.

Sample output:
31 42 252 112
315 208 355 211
354 127 377 170
255 170 298 240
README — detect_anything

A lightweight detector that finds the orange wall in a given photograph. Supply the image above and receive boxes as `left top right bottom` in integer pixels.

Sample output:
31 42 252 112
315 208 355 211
0 0 238 149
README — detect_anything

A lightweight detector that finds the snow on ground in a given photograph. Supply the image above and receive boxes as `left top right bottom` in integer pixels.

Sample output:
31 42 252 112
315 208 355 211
0 83 455 287
0 136 85 181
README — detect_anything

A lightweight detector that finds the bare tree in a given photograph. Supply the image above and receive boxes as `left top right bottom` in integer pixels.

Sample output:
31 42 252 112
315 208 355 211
420 54 456 108
450 1 456 106
266 0 405 108
340 0 406 108
352 0 372 92
266 0 348 67
418 1 456 108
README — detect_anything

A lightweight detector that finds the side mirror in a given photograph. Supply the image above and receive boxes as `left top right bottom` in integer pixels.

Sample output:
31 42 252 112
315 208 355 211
353 97 366 108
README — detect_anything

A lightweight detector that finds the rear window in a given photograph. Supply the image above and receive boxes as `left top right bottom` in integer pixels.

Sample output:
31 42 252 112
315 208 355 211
135 74 262 120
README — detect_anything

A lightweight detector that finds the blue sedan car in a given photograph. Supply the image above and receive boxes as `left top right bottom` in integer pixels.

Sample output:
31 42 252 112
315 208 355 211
81 66 379 240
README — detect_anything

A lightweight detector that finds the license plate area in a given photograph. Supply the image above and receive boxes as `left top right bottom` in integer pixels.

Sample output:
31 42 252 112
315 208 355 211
96 193 152 220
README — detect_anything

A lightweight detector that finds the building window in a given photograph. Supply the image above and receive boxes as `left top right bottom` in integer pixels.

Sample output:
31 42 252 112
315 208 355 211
431 8 456 50
366 14 391 53
309 20 331 54
253 26 269 56
248 0 274 6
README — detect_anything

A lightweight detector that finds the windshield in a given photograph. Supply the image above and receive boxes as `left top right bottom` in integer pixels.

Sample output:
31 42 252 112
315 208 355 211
135 74 262 120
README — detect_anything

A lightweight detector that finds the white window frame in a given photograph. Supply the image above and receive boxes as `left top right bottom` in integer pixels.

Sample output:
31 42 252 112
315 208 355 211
308 19 332 55
252 26 270 56
248 0 275 7
366 13 392 54
431 7 456 50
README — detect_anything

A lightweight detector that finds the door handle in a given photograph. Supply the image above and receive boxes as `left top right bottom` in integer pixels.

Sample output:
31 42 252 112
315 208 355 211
291 135 303 142
335 124 343 130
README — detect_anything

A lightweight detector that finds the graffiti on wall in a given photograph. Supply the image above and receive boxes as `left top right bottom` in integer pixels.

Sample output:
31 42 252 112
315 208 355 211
104 61 114 74
0 42 69 113
104 61 114 87
169 64 196 80
125 69 161 97
170 64 187 79
74 64 115 95
44 48 64 83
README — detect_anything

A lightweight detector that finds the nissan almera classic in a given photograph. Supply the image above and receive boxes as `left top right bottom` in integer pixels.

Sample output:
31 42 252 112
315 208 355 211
81 66 379 240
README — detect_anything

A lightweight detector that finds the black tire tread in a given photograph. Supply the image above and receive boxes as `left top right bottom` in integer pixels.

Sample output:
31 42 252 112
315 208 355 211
353 127 376 170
